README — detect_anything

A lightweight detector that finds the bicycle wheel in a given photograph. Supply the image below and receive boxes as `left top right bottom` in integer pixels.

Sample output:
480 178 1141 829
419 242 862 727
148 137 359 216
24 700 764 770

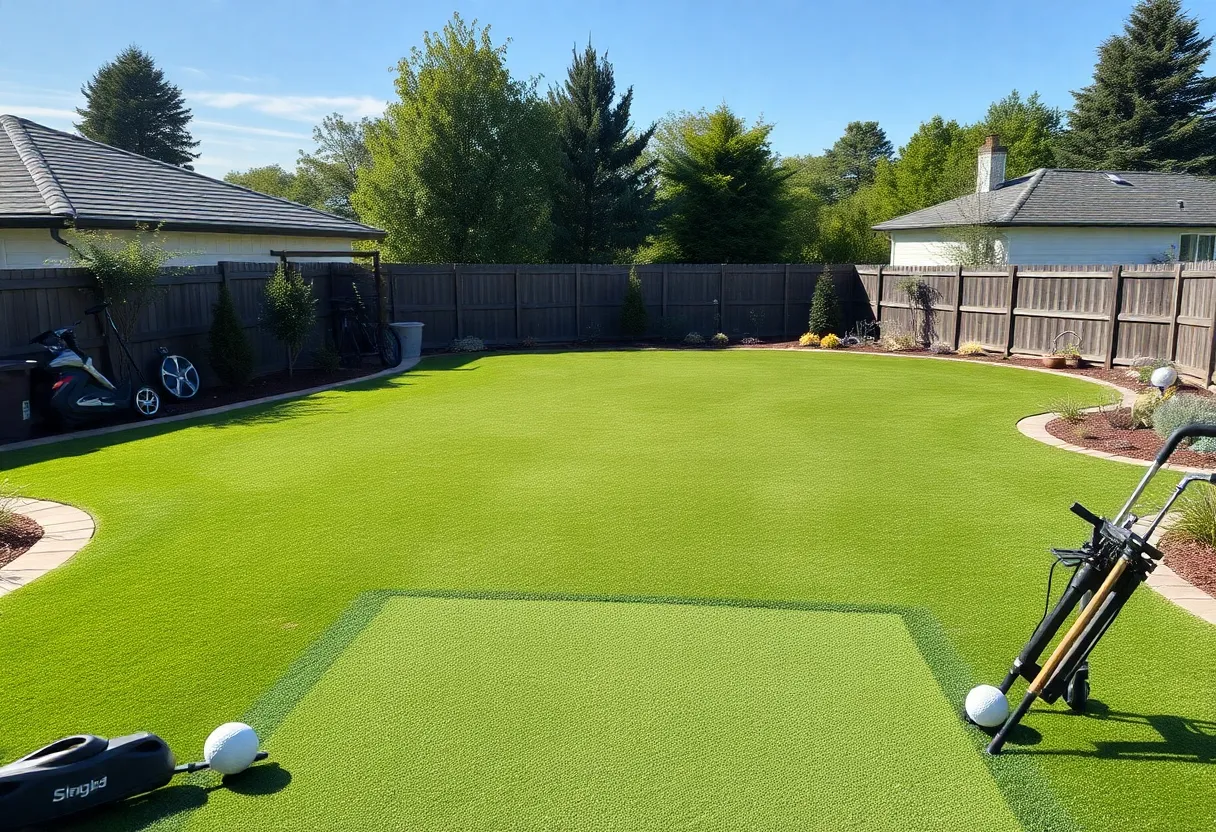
377 324 401 367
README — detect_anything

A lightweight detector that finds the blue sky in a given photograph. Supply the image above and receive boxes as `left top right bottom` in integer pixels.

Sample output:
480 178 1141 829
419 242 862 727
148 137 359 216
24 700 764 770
0 0 1208 177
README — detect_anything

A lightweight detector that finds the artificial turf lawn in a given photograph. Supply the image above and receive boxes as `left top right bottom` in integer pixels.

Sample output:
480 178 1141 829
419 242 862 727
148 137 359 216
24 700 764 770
171 595 1028 832
1 350 1213 831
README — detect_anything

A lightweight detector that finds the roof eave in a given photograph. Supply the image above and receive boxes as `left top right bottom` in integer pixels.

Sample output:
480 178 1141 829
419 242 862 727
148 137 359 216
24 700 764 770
0 215 387 239
875 220 1216 231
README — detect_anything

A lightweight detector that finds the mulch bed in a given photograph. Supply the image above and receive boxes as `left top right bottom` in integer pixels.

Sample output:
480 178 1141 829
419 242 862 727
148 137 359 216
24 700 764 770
1159 535 1216 597
0 513 42 567
156 367 382 419
1045 410 1216 469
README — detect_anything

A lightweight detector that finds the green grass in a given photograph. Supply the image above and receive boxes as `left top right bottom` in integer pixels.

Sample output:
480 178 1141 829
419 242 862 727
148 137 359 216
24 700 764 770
2 350 1213 831
173 594 1031 832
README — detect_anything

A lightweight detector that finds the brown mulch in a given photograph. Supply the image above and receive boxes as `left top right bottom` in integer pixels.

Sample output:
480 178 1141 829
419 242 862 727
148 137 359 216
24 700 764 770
1045 410 1216 468
155 367 381 419
1159 535 1216 597
0 513 42 567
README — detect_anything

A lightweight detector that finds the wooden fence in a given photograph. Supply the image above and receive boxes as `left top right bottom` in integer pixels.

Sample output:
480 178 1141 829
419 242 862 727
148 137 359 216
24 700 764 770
385 263 866 347
857 262 1216 383
6 259 1216 386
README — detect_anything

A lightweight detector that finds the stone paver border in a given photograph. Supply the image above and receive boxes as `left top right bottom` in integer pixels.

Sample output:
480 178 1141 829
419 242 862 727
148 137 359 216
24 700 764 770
1 498 94 596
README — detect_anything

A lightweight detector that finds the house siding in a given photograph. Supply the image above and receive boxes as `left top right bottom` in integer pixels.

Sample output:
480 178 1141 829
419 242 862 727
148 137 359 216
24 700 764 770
889 226 1216 266
0 229 354 269
889 229 1007 266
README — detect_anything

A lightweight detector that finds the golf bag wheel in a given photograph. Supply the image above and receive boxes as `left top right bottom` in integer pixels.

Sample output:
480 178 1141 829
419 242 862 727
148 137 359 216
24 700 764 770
1065 667 1090 712
378 324 402 367
158 354 199 399
134 386 161 418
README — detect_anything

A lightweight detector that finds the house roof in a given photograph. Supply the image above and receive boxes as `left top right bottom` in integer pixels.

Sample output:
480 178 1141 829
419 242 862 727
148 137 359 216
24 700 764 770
0 115 385 239
873 168 1216 231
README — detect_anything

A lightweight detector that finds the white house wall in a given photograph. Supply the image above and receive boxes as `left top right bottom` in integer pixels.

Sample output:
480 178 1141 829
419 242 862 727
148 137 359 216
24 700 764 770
0 229 355 269
889 230 1007 266
1003 226 1216 266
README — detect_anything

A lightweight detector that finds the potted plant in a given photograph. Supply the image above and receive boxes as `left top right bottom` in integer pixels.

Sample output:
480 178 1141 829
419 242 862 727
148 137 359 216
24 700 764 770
1044 330 1081 369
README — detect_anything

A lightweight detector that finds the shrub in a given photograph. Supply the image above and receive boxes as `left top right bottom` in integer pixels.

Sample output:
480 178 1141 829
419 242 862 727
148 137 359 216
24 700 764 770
1107 407 1136 430
711 332 729 346
881 331 918 352
0 478 19 535
208 282 255 387
896 277 942 346
820 333 842 349
1152 393 1216 440
1167 484 1216 548
957 341 986 356
620 267 648 337
1130 357 1174 385
928 342 954 354
683 332 704 345
314 338 342 373
1131 390 1162 429
798 332 820 347
740 336 761 345
451 336 486 352
1048 396 1089 424
1192 436 1216 454
808 272 841 336
262 265 317 377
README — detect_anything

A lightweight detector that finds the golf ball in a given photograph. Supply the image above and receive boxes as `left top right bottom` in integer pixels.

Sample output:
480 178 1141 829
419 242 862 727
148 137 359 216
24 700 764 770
203 722 259 775
965 684 1010 728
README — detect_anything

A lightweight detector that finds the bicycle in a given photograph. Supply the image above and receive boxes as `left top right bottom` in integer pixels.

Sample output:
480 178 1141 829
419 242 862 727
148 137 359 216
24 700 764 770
332 285 400 368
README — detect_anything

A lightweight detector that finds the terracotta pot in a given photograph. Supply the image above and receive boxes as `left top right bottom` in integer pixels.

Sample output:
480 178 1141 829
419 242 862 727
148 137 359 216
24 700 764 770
1042 355 1067 369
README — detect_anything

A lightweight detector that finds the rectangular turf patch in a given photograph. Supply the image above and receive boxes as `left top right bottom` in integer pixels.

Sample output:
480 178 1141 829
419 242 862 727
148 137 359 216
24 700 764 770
181 596 1025 831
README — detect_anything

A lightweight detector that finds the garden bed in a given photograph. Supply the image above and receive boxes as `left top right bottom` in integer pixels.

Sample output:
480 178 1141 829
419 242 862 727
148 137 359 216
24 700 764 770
1044 410 1216 469
0 512 42 567
1160 535 1216 597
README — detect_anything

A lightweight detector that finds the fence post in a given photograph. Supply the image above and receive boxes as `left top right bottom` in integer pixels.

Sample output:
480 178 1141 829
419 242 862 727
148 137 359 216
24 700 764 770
661 264 669 330
1167 262 1185 364
1104 264 1124 369
454 263 463 339
514 265 521 341
719 264 726 334
952 265 965 350
575 264 582 340
218 260 229 288
1205 274 1216 387
1003 265 1019 357
782 264 790 339
875 265 885 326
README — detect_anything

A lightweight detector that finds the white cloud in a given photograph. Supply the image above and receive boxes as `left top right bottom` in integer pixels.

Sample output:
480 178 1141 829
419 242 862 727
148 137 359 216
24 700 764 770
180 66 208 78
190 91 385 123
193 119 311 140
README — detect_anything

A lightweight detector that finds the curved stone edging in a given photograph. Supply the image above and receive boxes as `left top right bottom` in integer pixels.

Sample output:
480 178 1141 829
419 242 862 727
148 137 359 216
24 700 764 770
0 498 94 596
0 356 420 454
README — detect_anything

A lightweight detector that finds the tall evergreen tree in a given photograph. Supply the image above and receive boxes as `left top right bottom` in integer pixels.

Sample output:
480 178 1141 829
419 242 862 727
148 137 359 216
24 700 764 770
1057 0 1216 173
820 121 893 202
354 14 558 263
549 43 657 263
76 46 198 167
649 106 792 263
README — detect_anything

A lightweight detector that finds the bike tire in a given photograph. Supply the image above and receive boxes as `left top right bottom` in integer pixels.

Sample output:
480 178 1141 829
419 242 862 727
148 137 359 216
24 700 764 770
378 324 401 367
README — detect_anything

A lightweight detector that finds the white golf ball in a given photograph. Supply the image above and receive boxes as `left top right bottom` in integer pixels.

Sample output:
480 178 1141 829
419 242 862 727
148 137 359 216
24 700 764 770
203 722 259 775
1150 365 1178 390
965 684 1010 728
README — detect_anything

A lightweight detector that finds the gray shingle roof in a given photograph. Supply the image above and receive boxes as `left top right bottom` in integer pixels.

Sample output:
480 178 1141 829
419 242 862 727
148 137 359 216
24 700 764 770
873 168 1216 231
0 115 384 239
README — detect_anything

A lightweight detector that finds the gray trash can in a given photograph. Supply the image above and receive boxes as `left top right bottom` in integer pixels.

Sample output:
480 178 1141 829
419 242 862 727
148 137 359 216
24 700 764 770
389 322 425 361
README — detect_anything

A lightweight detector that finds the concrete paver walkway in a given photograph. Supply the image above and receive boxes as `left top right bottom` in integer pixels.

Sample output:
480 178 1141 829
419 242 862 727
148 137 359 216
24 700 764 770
0 498 94 596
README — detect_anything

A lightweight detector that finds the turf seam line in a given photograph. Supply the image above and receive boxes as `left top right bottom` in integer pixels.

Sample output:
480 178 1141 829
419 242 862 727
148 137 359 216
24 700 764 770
238 589 1079 832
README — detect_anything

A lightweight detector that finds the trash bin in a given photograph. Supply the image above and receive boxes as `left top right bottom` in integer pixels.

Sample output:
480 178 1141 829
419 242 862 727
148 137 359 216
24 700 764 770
389 322 425 361
0 360 36 443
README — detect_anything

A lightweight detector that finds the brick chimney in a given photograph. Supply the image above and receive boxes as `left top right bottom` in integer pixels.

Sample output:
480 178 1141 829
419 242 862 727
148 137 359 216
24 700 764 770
976 134 1007 193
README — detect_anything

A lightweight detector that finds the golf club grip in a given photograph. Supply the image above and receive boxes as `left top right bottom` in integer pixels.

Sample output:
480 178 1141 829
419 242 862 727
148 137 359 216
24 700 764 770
1157 424 1216 464
1027 557 1129 695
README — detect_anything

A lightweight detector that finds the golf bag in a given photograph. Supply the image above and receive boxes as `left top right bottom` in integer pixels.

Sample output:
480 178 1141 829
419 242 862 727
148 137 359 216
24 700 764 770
987 423 1216 754
0 733 175 830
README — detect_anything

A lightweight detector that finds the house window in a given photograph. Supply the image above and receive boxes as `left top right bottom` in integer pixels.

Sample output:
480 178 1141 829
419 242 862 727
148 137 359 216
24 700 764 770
1180 234 1216 262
